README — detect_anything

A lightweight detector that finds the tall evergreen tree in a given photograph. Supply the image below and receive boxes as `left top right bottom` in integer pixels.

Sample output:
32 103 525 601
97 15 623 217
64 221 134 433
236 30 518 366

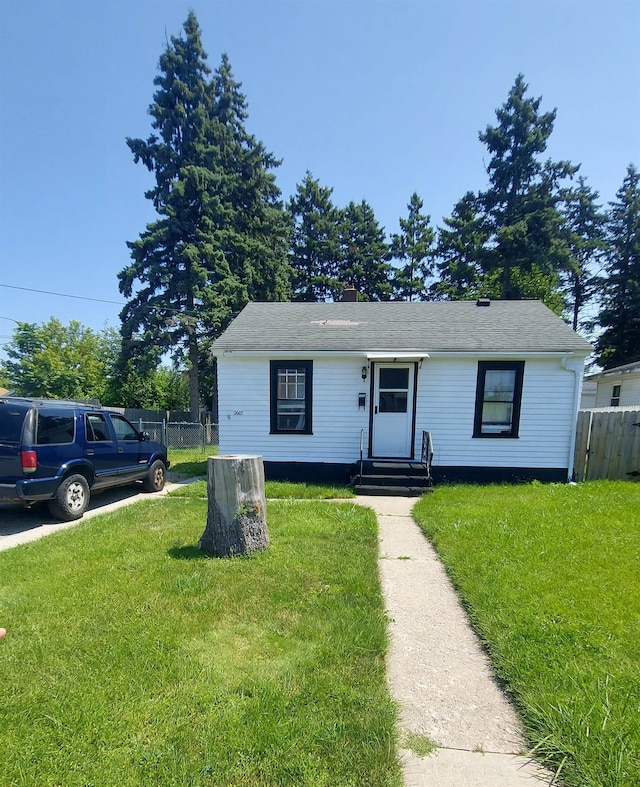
391 193 435 301
476 74 576 309
211 55 291 302
338 200 392 301
119 14 289 417
288 173 341 301
432 192 488 300
595 164 640 368
562 176 607 331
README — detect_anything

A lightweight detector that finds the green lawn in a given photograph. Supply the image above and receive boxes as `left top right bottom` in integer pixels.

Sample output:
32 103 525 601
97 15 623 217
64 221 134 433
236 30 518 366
0 495 400 786
168 449 355 499
170 479 355 500
413 481 640 787
168 446 215 480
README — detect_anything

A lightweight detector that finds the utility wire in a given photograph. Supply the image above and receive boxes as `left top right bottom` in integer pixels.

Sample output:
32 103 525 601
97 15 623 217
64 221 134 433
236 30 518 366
0 283 195 317
0 283 126 305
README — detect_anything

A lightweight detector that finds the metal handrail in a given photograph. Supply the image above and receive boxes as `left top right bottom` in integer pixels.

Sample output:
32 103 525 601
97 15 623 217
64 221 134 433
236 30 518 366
359 428 364 481
421 430 433 482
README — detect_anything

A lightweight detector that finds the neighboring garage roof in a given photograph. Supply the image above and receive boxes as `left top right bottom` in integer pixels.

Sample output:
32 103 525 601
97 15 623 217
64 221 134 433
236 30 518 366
214 300 593 354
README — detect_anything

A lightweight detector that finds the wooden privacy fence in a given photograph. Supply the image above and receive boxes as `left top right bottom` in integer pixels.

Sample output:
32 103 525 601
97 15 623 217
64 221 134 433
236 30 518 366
574 408 640 481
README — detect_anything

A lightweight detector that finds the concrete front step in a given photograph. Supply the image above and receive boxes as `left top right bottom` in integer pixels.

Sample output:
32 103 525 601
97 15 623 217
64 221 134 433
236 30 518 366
358 473 432 489
362 461 428 476
354 484 433 497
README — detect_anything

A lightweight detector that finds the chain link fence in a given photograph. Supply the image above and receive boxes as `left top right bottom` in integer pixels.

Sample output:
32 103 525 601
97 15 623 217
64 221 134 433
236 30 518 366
139 420 219 450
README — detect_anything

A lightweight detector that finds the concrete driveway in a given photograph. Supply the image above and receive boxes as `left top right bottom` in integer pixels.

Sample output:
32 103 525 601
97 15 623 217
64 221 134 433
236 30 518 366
0 483 177 552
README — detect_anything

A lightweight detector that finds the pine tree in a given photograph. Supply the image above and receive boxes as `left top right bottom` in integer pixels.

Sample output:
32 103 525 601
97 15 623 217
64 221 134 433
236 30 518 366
595 164 640 368
562 176 607 331
477 74 576 309
211 55 291 303
119 13 289 417
432 192 488 300
288 173 342 301
338 200 392 301
391 193 435 301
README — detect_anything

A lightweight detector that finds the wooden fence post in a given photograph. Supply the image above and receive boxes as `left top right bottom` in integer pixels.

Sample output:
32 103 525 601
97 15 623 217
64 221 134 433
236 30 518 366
199 455 269 557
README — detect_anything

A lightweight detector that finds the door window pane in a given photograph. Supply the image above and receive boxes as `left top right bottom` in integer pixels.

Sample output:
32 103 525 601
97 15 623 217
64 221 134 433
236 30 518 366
379 367 409 389
379 392 408 413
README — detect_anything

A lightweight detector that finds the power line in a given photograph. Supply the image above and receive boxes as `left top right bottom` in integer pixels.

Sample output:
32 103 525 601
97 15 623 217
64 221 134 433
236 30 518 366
0 283 195 318
0 283 126 306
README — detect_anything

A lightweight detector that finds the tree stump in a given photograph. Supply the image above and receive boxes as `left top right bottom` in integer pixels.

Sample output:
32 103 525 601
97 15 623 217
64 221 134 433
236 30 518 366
198 455 270 557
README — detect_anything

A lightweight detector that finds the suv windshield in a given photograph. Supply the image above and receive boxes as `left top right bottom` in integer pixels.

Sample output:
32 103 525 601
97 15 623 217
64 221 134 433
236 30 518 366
0 403 28 443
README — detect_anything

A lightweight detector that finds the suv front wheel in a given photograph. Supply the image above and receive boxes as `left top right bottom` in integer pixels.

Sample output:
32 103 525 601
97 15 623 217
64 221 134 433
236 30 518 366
48 474 90 521
143 460 166 493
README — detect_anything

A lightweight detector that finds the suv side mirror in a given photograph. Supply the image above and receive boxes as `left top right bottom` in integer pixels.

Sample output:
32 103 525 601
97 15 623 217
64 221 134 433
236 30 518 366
139 431 151 442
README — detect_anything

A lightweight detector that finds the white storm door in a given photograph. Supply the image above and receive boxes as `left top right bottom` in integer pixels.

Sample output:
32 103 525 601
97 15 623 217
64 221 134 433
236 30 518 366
371 364 415 458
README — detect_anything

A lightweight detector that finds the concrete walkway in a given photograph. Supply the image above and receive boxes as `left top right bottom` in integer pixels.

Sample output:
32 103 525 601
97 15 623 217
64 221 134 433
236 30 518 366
356 495 554 786
0 481 188 552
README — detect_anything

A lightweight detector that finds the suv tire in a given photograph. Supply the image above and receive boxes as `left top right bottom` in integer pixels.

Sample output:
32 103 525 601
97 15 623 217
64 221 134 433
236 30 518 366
48 474 90 521
143 460 166 493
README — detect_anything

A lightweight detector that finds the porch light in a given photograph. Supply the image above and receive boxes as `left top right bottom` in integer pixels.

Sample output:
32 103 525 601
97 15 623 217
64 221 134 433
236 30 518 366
362 366 368 380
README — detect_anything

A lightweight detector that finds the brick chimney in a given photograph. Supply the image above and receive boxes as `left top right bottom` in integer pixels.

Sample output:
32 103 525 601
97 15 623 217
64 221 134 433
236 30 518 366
342 284 358 302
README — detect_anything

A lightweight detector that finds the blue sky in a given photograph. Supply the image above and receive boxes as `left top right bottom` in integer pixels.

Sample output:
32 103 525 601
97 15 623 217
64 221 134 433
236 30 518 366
1 0 638 351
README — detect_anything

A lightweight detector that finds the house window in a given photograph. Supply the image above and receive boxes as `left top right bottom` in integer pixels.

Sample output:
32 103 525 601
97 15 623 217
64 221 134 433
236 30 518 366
270 361 312 434
610 384 621 407
473 361 524 438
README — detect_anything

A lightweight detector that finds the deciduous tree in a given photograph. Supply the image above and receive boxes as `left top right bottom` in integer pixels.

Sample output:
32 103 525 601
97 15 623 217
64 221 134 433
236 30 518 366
4 319 118 401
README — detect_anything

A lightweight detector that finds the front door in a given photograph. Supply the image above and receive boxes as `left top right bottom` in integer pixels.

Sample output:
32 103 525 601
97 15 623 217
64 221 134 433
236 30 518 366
371 363 415 458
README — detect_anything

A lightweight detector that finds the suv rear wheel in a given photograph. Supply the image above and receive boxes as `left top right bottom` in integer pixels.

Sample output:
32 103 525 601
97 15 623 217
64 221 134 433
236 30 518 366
48 474 90 521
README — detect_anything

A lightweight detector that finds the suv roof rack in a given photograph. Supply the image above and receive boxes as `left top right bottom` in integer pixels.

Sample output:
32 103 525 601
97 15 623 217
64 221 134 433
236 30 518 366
0 395 104 409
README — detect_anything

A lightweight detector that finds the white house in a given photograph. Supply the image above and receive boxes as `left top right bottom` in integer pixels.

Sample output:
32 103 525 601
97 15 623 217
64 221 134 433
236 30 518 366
213 297 593 486
585 361 640 408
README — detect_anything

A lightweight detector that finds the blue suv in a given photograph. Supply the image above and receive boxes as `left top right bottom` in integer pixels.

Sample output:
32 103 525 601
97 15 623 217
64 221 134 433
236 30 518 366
0 397 170 521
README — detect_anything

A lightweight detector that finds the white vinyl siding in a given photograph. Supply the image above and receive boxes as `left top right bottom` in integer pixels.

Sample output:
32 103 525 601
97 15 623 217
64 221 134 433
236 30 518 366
219 356 371 463
594 373 640 408
218 353 584 470
417 357 579 469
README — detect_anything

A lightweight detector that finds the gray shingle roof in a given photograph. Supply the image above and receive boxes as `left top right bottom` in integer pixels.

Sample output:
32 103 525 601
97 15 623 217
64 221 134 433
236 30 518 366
213 300 593 354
